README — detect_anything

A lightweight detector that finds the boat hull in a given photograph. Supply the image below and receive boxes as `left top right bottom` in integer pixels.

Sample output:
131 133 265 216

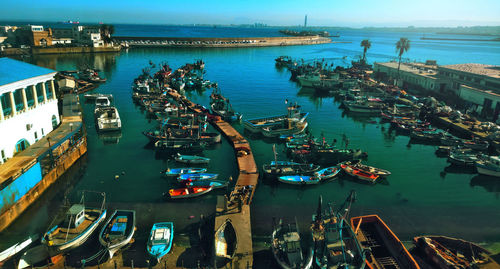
99 210 136 259
476 164 500 177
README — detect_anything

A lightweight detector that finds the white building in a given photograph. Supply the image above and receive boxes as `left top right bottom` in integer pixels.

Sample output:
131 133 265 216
0 58 59 164
72 25 104 47
373 61 442 92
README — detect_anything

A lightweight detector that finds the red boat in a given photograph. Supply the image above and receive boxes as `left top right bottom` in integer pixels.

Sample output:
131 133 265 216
341 163 379 183
351 215 420 269
166 186 212 199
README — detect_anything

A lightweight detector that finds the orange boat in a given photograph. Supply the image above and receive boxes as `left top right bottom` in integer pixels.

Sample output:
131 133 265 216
351 215 420 269
166 186 212 199
341 163 379 183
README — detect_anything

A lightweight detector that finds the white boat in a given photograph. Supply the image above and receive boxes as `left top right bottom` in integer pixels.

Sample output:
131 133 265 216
297 72 340 88
99 210 136 258
344 99 384 114
95 106 122 132
476 155 500 177
261 120 308 138
41 192 107 255
244 103 308 135
0 235 38 266
95 96 111 108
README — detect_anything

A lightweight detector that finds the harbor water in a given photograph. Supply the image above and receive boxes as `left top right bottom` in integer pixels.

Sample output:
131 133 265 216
1 25 500 256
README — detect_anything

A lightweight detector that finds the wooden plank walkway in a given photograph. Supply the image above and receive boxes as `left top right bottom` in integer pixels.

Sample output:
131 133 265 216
168 89 258 268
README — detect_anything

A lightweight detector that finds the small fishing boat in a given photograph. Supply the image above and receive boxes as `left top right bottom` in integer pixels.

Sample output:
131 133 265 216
155 140 205 153
341 162 379 184
83 93 113 101
279 133 307 141
147 222 174 263
42 192 107 255
413 235 500 269
351 215 420 269
214 219 237 263
166 186 213 199
475 155 500 177
314 166 341 180
95 106 121 132
278 175 321 185
0 235 38 266
99 210 136 258
174 153 210 164
262 161 321 177
180 179 229 189
271 218 313 269
244 102 308 136
354 162 391 177
410 130 443 143
95 96 111 108
312 193 366 269
164 167 207 176
177 173 218 182
448 152 480 167
210 89 242 122
78 68 106 83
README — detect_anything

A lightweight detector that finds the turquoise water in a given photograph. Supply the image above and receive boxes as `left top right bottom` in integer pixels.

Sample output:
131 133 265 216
1 27 500 254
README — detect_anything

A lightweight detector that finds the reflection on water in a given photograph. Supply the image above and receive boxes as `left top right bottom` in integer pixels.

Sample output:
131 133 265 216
98 131 122 144
470 175 500 196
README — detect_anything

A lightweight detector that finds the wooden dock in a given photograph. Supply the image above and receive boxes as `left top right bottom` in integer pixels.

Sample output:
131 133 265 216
168 89 258 268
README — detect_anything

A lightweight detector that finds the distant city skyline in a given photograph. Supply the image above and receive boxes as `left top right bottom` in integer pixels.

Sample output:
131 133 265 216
1 0 500 27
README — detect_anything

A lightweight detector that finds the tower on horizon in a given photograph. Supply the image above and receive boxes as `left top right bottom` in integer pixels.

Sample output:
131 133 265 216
304 15 307 27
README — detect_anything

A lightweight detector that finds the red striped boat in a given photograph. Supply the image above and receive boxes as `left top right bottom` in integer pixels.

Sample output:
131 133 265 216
340 162 379 183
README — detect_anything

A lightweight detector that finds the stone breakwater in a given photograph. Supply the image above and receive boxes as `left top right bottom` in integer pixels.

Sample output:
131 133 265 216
114 35 331 48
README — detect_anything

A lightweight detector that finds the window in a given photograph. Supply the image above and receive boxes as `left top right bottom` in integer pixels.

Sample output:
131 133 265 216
45 81 53 99
13 89 24 111
0 93 12 116
41 128 44 135
1 149 5 162
15 139 30 153
34 131 38 141
26 87 34 107
36 83 44 103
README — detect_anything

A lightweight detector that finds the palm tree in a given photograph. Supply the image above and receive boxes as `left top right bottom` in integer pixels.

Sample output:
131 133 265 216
395 37 410 82
360 39 371 63
100 24 115 44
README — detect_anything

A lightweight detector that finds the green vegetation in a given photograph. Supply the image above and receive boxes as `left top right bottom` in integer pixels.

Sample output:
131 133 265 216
360 39 371 62
396 37 410 81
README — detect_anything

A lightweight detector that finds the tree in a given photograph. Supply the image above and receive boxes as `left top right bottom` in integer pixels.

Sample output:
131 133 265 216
100 24 115 44
360 39 371 63
395 37 410 83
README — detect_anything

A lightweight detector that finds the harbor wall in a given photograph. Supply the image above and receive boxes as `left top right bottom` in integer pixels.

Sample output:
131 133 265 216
0 162 41 214
0 138 87 232
31 46 121 55
115 35 331 48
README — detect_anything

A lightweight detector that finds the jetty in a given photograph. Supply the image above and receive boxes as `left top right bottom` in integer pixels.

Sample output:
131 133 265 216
114 35 330 48
167 90 258 268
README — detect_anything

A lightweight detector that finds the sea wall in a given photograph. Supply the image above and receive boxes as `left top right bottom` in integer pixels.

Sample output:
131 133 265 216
0 138 87 232
115 35 331 48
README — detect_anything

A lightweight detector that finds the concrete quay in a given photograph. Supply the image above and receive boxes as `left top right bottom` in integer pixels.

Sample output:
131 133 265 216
115 35 331 48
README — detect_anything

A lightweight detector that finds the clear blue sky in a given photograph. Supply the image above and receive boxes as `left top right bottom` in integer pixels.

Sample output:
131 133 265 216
2 0 499 27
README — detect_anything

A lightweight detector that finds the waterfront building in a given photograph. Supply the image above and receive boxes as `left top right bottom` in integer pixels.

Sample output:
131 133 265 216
72 25 104 47
438 63 500 118
373 61 442 92
0 57 59 164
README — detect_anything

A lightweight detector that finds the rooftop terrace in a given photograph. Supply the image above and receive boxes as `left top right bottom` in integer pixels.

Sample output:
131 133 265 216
0 57 55 87
440 63 500 79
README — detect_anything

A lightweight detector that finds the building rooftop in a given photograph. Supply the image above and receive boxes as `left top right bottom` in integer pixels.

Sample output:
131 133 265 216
0 57 56 87
441 63 500 79
376 61 439 78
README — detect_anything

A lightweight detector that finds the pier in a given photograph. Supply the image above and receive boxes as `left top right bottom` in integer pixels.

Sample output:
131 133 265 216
167 90 258 268
114 35 330 48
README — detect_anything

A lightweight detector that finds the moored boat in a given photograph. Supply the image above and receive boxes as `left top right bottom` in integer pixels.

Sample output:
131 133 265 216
42 192 107 255
174 153 210 164
177 173 218 182
354 162 391 177
214 219 237 263
95 106 121 132
262 161 321 177
166 186 213 199
0 235 38 266
350 215 420 269
278 175 321 185
244 102 308 136
180 179 229 189
341 162 379 183
314 166 341 180
99 210 136 258
271 218 313 269
448 152 480 167
413 235 500 269
164 167 207 176
147 222 174 263
475 155 500 177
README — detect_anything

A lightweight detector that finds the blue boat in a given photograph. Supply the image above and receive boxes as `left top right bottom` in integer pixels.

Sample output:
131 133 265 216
314 166 341 181
278 175 320 185
180 179 229 189
174 153 210 164
279 133 307 141
164 167 207 176
147 222 174 263
177 173 218 182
